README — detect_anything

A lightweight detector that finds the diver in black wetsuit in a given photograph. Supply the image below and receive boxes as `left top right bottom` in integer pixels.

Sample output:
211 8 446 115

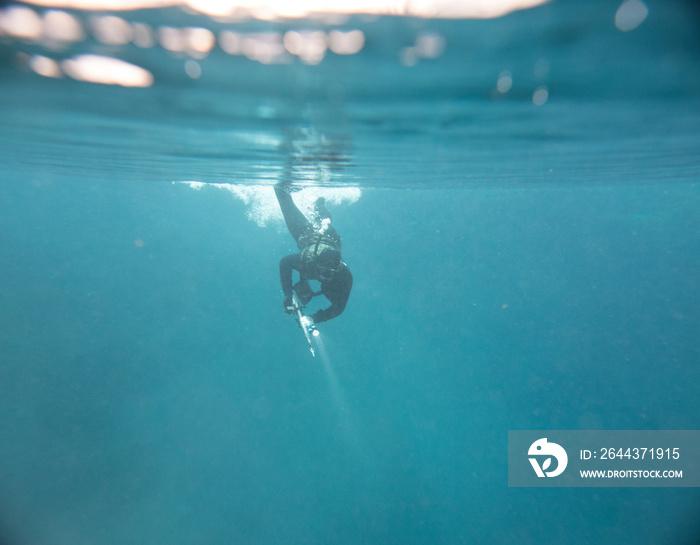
274 184 353 325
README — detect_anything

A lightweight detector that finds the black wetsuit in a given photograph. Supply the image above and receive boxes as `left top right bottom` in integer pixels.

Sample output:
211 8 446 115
275 186 353 324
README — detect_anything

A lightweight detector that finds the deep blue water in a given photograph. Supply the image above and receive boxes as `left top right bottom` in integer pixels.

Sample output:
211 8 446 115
1 0 700 544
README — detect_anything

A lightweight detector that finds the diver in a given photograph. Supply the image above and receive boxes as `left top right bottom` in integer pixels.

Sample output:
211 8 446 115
274 183 353 326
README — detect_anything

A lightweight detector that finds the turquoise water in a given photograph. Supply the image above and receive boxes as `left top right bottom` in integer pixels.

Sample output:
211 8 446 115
1 0 700 543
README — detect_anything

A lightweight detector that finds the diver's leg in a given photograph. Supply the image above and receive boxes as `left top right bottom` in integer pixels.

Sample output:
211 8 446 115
274 185 312 243
312 197 341 248
314 197 332 222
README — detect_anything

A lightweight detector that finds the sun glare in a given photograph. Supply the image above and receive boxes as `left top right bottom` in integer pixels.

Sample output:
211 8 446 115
61 54 154 86
4 0 551 87
19 0 550 19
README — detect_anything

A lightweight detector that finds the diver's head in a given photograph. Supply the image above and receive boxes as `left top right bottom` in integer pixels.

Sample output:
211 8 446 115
315 248 341 281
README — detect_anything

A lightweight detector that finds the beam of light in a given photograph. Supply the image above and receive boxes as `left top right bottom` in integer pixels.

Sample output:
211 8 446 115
19 0 550 20
313 334 364 457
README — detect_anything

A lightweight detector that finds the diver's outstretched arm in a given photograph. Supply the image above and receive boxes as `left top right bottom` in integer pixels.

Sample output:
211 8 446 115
311 266 353 324
279 254 301 299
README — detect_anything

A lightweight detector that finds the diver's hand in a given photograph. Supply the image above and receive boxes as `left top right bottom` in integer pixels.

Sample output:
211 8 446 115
300 315 316 332
283 294 295 314
293 280 313 305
